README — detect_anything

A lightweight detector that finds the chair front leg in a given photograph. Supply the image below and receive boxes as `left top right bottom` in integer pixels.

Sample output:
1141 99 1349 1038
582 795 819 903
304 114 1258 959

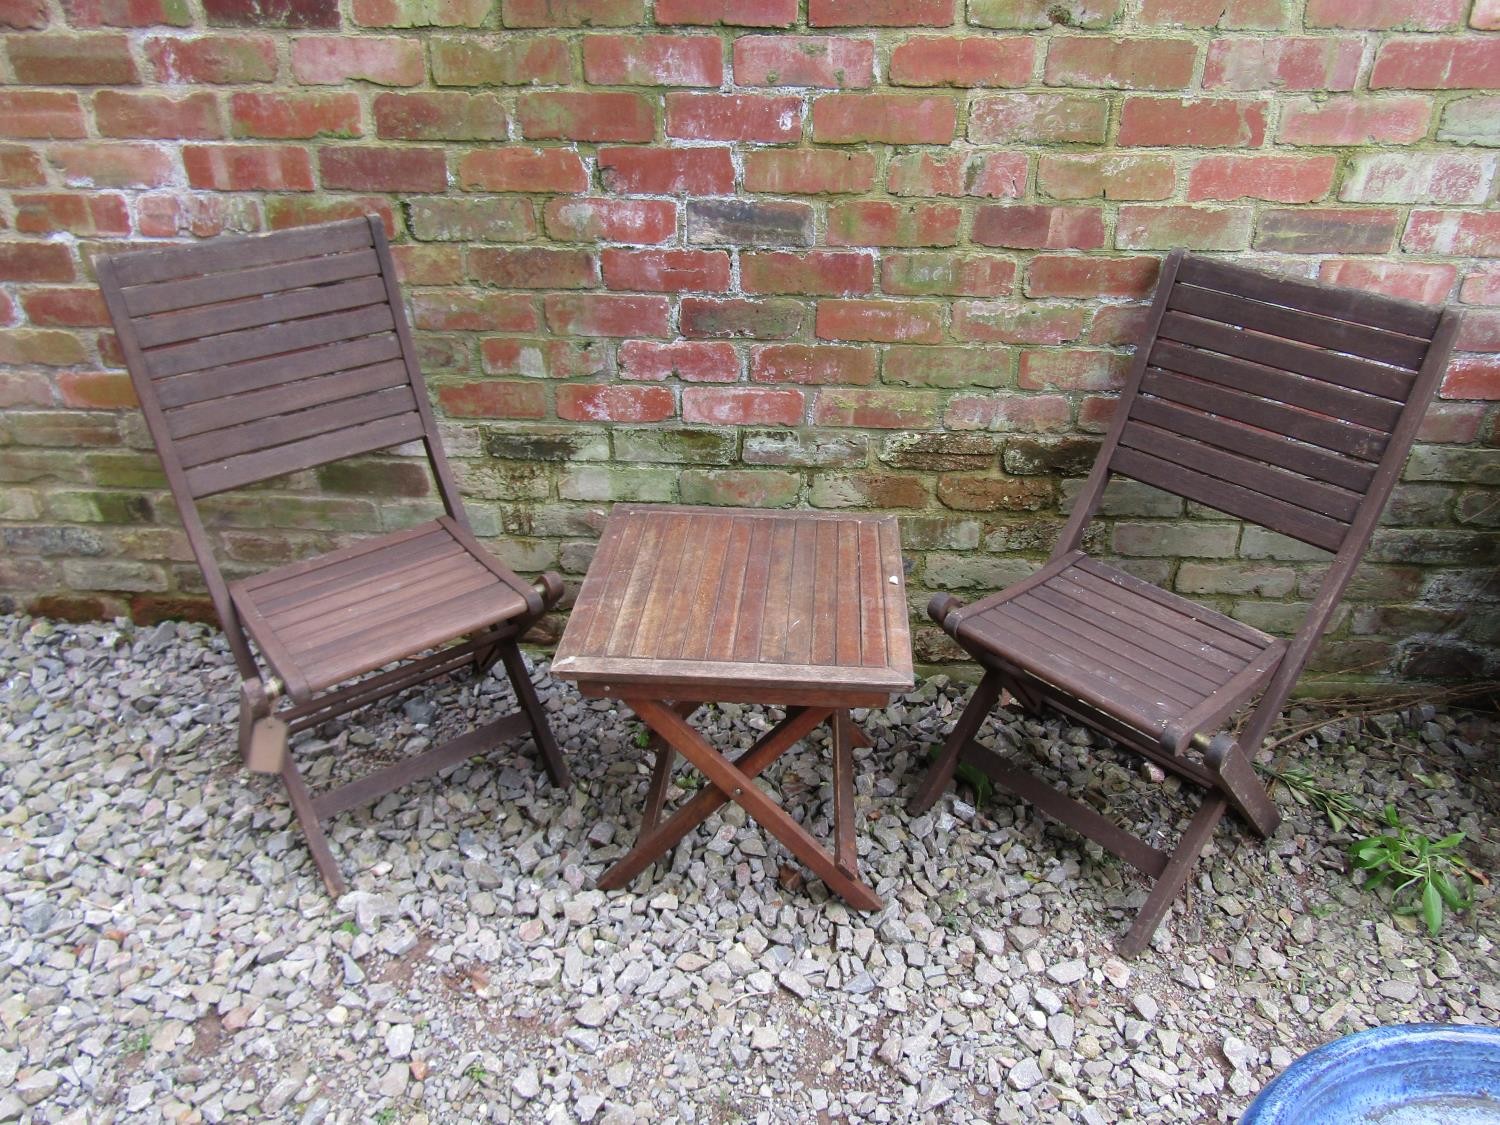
498 642 571 789
908 671 1004 815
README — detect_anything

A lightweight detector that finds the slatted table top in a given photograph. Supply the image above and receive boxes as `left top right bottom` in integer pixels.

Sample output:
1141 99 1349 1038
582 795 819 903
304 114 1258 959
553 505 914 705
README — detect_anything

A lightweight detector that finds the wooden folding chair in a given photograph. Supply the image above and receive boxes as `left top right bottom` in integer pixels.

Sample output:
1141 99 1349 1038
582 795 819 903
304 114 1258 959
910 250 1461 955
96 216 571 895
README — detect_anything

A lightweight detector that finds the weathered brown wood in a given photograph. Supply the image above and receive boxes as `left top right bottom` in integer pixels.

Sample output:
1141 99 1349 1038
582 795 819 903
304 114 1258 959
557 505 912 909
912 250 1458 955
97 216 570 896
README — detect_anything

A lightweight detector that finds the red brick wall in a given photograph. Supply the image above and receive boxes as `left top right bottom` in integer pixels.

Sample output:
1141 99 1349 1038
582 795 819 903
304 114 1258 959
1 0 1497 682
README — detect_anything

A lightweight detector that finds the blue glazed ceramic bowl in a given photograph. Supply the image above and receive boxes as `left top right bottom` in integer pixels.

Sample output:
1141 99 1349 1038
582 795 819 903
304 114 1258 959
1242 1024 1500 1124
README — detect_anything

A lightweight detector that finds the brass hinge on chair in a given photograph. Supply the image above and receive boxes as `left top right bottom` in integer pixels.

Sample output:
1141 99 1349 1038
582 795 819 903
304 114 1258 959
241 677 288 774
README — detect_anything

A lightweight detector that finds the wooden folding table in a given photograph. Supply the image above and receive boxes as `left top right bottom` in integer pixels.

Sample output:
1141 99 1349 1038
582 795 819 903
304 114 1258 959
553 505 913 911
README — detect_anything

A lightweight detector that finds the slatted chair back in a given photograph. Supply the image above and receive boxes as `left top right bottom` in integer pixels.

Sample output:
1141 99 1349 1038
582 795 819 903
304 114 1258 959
96 216 466 680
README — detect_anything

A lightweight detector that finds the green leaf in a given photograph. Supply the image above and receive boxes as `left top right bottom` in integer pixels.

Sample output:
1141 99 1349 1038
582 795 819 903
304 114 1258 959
1384 804 1401 827
1422 881 1443 937
1433 870 1471 911
1435 832 1467 851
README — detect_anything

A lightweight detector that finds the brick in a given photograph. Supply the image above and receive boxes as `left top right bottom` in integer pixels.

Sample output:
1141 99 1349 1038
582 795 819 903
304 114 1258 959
1477 0 1500 27
469 246 596 288
411 290 538 332
602 249 730 292
519 91 655 142
887 151 1004 197
139 191 262 236
889 35 1034 87
481 338 609 378
1 0 47 27
265 195 394 233
1117 204 1252 250
598 147 733 195
430 37 572 85
666 93 801 142
436 381 547 419
751 343 876 384
742 150 876 194
1441 95 1500 147
1045 35 1197 89
0 329 88 366
812 93 957 144
1018 348 1129 391
1257 207 1401 254
583 34 722 86
967 153 1030 198
1137 0 1282 25
291 37 425 85
880 432 998 471
742 429 867 467
952 301 1085 344
1403 210 1500 255
882 252 1016 297
970 0 1118 28
1003 435 1101 477
557 383 675 422
1442 356 1500 399
811 0 954 21
1342 153 1497 205
20 287 108 325
95 90 223 139
57 373 139 409
545 293 670 337
353 0 490 25
186 144 316 191
14 193 130 236
1188 155 1337 203
1457 309 1500 350
810 472 930 508
683 386 804 426
655 0 794 25
620 339 738 381
741 251 874 295
502 0 641 23
1087 304 1166 346
827 201 962 247
817 299 943 344
8 33 138 83
969 93 1107 143
679 469 801 507
1371 38 1500 89
1278 94 1432 146
69 0 192 22
409 197 536 241
945 393 1071 432
680 297 806 339
1114 521 1240 557
935 474 1055 511
1118 97 1267 147
459 147 587 193
1027 254 1158 298
374 92 508 140
558 465 677 502
146 34 277 83
733 35 873 88
1462 265 1500 304
230 91 360 138
0 146 47 187
883 346 1009 388
687 200 814 247
1038 153 1174 200
544 198 675 243
50 143 175 188
0 91 86 139
1203 36 1362 90
972 204 1105 250
813 388 939 428
611 428 736 464
204 0 335 25
1320 260 1457 306
318 146 444 192
1309 0 1464 29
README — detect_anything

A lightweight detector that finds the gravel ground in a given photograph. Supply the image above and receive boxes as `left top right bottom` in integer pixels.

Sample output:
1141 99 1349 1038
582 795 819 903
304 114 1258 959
1 612 1497 1124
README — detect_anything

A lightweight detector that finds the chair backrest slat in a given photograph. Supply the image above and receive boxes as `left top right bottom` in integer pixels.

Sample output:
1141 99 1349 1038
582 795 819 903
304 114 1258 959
99 217 439 501
1105 252 1448 552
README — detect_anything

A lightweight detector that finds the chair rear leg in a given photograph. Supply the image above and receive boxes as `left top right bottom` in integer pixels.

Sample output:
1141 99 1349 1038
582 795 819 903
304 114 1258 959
280 755 347 897
499 642 571 789
1118 794 1227 957
908 671 1003 815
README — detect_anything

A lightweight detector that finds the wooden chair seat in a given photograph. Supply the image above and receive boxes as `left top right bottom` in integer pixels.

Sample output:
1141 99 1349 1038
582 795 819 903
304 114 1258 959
947 551 1286 755
230 517 532 700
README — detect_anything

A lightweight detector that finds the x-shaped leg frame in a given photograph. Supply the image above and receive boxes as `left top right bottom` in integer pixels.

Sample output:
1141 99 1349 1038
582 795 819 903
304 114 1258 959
596 698 882 911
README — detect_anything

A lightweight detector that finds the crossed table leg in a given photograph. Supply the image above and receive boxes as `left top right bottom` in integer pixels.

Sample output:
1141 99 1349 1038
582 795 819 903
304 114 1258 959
595 697 883 912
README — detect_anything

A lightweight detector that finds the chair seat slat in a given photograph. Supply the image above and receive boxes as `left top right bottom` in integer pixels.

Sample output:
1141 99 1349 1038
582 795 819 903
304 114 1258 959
135 275 390 349
167 359 410 440
275 560 497 649
1070 558 1272 654
122 249 381 318
146 304 395 380
176 384 417 467
110 218 372 287
185 412 425 496
235 522 448 594
1119 419 1361 523
256 541 470 622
